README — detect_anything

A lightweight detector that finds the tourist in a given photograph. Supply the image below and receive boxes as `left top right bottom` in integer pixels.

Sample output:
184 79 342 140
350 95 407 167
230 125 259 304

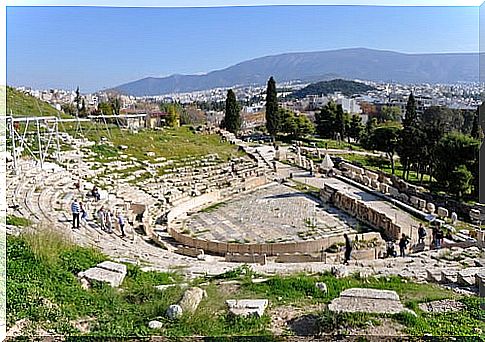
386 240 397 258
117 211 126 238
71 198 80 229
97 206 106 231
432 226 438 248
105 209 113 233
80 201 88 222
74 179 81 191
343 234 352 265
435 228 444 249
418 224 427 244
92 186 101 202
399 233 410 257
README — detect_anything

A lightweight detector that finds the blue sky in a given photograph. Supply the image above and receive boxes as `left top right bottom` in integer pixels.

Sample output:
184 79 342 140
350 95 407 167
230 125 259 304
7 5 479 92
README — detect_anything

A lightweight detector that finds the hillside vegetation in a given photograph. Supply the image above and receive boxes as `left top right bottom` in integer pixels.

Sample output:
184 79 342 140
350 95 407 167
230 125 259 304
291 79 376 99
6 86 63 117
7 225 484 338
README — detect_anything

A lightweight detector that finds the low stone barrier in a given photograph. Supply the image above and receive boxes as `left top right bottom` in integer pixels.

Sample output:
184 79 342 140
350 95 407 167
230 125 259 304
174 245 203 258
225 253 267 264
168 225 380 257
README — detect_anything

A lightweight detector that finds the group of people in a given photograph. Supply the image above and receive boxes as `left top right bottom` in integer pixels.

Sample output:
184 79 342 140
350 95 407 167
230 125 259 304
70 198 127 238
70 198 88 229
343 230 414 265
96 206 126 237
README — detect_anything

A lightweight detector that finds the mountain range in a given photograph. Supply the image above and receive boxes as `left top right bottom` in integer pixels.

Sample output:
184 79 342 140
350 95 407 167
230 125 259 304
112 48 479 96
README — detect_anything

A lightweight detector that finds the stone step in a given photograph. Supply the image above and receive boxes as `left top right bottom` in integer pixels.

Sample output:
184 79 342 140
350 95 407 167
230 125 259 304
457 267 485 287
441 269 458 284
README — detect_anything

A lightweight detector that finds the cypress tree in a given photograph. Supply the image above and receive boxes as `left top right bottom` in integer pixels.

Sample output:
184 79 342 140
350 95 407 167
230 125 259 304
471 105 484 140
398 92 419 180
223 89 241 134
265 77 279 139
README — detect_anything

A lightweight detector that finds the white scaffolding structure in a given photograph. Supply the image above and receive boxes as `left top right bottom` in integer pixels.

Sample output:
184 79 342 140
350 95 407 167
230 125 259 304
6 113 149 173
6 116 62 172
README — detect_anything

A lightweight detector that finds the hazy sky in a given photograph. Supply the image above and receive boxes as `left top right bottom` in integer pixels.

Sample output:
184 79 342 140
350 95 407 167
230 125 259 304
7 5 479 92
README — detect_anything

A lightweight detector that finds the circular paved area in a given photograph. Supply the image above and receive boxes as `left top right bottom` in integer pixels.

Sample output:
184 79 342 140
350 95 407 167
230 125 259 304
182 183 364 244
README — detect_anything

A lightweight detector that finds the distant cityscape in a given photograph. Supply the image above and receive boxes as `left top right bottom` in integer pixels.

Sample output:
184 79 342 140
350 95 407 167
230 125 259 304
13 79 483 128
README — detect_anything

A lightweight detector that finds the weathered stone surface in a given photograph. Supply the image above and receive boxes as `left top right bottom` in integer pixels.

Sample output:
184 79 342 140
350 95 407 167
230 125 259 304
426 269 442 283
315 282 328 294
475 272 485 297
331 265 349 278
148 320 163 329
154 283 188 291
178 287 206 313
340 288 399 301
437 207 449 218
417 199 426 210
418 300 466 313
97 261 127 274
410 196 419 206
78 261 127 288
457 267 485 287
441 269 458 284
166 304 183 319
251 278 269 284
328 288 411 315
226 299 268 317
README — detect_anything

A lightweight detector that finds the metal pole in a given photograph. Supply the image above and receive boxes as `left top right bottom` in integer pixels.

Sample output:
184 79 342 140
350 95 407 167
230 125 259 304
36 119 43 169
55 118 60 162
8 117 18 173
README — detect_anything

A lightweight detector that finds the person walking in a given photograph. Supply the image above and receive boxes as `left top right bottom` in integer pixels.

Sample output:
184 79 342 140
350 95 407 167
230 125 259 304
80 201 88 222
418 224 427 244
97 206 106 231
399 233 410 257
117 211 126 238
343 233 352 265
71 198 80 229
435 228 444 249
105 208 113 233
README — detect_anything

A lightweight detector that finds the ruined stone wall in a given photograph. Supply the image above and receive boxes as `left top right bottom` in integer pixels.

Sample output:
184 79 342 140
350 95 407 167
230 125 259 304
478 230 485 248
339 160 483 222
321 184 402 240
167 224 380 256
225 253 266 264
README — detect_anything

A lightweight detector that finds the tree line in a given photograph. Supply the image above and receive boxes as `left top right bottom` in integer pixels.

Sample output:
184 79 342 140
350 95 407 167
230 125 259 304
222 77 483 200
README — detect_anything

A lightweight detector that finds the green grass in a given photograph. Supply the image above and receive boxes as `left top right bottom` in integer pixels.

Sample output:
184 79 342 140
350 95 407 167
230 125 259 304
200 201 227 213
6 215 31 227
8 229 483 338
84 126 244 164
6 86 67 118
6 232 272 338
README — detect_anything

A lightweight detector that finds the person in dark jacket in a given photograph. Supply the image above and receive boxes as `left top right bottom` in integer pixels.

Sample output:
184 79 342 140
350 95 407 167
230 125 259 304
399 233 410 257
343 234 352 265
418 224 427 244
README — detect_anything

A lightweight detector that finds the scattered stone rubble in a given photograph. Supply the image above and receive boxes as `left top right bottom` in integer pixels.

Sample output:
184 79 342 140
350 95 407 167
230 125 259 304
328 288 415 316
418 299 466 313
226 299 269 317
78 261 127 288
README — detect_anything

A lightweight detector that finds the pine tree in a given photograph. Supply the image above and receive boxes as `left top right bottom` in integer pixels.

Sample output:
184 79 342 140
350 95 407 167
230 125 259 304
315 101 337 138
223 89 241 134
265 77 279 139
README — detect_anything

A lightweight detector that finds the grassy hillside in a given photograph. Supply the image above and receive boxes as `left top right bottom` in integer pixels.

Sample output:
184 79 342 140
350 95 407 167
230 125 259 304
6 86 64 118
7 226 484 338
